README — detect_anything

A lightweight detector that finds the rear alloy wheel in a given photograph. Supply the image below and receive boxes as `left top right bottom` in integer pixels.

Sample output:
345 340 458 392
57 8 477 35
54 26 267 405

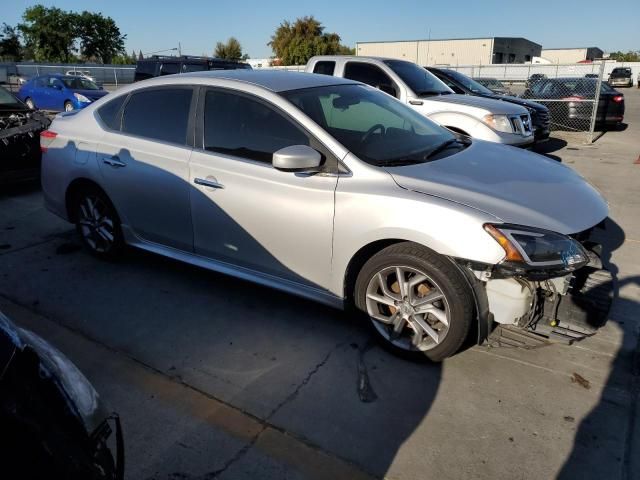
25 98 35 109
74 188 123 259
355 243 473 361
64 101 74 112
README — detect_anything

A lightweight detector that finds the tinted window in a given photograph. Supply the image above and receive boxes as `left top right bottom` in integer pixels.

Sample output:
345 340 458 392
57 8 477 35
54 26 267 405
122 88 193 144
97 95 127 130
203 90 309 163
442 70 493 95
313 61 336 76
34 77 47 87
136 62 156 75
284 84 457 167
160 63 179 75
344 62 397 96
182 63 207 73
383 60 451 96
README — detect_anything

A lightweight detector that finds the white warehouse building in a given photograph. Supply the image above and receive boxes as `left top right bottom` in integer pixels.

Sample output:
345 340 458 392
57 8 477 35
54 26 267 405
540 47 604 64
355 37 542 66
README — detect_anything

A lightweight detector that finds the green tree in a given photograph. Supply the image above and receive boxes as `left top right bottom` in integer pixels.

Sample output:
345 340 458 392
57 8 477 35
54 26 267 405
608 50 640 62
76 11 126 63
0 23 22 61
214 37 244 60
268 16 353 65
19 5 78 62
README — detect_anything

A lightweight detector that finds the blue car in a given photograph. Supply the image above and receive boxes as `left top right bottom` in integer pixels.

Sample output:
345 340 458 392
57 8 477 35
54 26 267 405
18 74 109 112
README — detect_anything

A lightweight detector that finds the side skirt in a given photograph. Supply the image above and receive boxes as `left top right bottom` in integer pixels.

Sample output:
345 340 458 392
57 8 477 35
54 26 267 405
121 226 344 310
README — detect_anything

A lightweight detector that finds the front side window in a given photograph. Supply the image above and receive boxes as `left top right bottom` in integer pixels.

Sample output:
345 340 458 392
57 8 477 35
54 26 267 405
160 63 179 75
122 88 193 144
203 90 309 163
313 61 336 76
344 62 398 97
383 60 451 96
283 84 459 167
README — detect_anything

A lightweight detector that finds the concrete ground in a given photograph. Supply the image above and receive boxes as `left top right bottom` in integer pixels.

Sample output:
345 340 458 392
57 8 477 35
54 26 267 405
1 89 639 480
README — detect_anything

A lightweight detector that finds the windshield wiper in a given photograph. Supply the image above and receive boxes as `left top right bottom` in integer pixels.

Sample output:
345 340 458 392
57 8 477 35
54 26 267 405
424 138 469 160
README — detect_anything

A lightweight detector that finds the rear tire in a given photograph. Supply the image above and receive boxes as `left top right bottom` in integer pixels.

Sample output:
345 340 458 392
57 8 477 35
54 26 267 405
72 186 124 260
25 98 35 109
354 242 474 362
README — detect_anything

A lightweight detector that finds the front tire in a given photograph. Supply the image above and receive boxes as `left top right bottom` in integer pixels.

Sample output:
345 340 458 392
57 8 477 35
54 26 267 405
64 101 74 112
72 187 124 259
354 242 474 361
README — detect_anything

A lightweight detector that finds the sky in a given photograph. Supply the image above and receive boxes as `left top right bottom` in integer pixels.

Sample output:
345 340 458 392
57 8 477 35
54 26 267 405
4 0 639 59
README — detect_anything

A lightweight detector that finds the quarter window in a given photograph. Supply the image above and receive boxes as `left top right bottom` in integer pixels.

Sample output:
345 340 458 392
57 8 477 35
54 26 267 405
203 90 309 163
97 95 127 130
160 63 179 75
122 88 193 145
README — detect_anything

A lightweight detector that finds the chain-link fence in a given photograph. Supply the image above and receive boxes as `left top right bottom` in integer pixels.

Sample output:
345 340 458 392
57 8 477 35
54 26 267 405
444 62 623 143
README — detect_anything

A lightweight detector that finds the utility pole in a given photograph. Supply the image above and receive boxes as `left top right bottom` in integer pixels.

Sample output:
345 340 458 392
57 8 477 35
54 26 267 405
425 28 431 66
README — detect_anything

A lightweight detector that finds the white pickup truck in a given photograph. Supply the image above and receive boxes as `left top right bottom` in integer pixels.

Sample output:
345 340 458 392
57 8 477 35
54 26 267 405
306 56 534 147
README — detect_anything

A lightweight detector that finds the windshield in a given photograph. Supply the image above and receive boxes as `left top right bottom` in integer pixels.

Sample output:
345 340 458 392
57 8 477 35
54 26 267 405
61 77 100 90
0 87 21 105
283 84 462 167
610 68 631 77
383 60 452 96
443 70 494 95
476 78 504 88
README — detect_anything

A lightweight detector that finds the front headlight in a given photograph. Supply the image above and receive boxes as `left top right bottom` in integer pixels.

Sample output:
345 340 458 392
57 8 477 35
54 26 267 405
484 224 588 271
482 114 514 133
73 93 90 103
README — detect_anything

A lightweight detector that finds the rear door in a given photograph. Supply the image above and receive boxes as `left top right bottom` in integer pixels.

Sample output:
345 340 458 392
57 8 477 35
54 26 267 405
96 86 196 251
188 87 337 288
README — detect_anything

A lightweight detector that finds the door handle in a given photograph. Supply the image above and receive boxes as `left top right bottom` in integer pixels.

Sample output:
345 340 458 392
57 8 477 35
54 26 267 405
194 177 224 189
103 156 126 168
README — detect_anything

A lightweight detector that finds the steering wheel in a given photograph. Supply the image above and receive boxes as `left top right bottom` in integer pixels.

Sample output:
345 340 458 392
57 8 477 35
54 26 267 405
361 124 386 143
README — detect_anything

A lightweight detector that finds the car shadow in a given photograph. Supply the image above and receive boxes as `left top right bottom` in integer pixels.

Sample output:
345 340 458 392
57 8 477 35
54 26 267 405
533 137 567 162
557 217 639 480
35 140 445 479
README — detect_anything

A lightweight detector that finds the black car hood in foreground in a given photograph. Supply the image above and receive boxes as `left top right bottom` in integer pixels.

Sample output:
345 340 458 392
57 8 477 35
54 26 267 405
0 311 106 433
387 140 608 234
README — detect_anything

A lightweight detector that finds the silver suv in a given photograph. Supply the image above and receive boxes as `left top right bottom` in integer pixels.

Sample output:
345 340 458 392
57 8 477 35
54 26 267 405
41 71 609 360
306 56 534 146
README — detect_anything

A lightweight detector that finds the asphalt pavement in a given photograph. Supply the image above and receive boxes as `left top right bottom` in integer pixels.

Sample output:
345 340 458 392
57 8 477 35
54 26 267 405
1 88 639 480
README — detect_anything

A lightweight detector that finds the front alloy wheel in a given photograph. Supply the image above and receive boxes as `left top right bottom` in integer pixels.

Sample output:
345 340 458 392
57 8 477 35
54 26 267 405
365 266 451 351
355 242 474 361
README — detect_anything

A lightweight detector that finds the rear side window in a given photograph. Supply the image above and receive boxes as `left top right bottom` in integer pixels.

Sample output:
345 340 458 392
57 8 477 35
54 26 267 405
313 61 336 76
122 88 193 145
344 62 392 88
97 95 127 130
203 89 309 163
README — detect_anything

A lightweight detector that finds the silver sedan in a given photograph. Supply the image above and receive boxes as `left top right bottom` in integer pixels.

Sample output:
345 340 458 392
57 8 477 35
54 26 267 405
40 70 609 360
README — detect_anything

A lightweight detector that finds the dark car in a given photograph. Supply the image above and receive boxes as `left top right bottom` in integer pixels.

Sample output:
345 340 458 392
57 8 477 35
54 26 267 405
608 67 633 88
18 74 109 112
427 67 551 142
0 86 50 184
0 311 123 479
584 73 599 79
134 55 252 81
525 73 547 90
522 77 624 130
473 77 512 96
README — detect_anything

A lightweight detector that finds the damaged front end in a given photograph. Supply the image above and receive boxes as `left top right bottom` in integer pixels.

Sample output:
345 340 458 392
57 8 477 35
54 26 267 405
463 222 613 345
0 311 124 479
0 88 50 183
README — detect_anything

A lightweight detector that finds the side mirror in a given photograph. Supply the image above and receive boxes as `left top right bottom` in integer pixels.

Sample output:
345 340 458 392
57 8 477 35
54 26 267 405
272 145 322 172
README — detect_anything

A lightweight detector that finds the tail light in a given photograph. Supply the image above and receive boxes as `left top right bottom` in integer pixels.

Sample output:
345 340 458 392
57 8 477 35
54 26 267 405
40 130 57 153
612 95 623 103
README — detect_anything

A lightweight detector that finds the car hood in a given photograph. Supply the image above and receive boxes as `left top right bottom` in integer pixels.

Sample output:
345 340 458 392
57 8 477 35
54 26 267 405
386 140 608 234
426 93 527 114
73 89 108 100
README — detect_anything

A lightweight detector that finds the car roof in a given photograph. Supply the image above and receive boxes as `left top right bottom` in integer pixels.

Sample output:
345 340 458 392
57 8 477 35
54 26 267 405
173 70 358 92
